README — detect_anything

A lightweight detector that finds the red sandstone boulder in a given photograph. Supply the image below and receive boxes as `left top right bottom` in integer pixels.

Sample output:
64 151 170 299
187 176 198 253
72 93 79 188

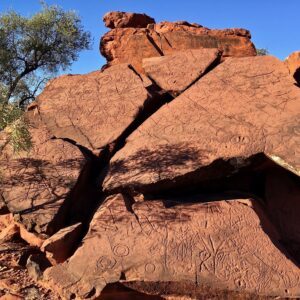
100 15 256 73
38 64 152 150
142 49 221 95
103 11 155 29
44 194 300 298
0 111 86 235
103 56 300 193
285 51 300 84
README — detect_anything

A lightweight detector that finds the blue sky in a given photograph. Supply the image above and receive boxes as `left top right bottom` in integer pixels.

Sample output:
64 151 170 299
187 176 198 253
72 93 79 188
1 0 299 74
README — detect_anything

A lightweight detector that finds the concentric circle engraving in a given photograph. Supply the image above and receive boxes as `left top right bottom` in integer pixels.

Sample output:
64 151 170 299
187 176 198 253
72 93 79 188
96 256 116 271
145 263 156 273
113 244 130 257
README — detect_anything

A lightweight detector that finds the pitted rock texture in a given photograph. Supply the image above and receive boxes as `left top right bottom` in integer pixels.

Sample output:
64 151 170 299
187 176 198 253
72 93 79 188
101 18 256 73
285 51 300 84
38 64 150 150
103 11 155 29
143 49 221 95
44 194 300 299
0 113 86 235
104 56 300 193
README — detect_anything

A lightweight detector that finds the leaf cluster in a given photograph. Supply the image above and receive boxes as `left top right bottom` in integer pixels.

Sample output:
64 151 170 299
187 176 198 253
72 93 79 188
256 48 269 56
0 4 91 152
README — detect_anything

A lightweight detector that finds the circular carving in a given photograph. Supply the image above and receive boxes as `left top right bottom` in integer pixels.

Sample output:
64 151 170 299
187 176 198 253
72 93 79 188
145 263 156 273
113 244 130 257
96 256 116 271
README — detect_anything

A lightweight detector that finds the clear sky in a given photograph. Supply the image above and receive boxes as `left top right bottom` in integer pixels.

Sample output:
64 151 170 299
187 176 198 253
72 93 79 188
1 0 299 74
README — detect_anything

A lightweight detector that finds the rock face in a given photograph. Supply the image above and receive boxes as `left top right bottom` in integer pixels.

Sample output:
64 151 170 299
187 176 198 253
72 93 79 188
100 16 257 73
104 56 300 193
143 49 221 95
285 51 300 84
103 11 155 29
45 194 300 299
38 64 151 150
0 111 86 235
1 10 300 300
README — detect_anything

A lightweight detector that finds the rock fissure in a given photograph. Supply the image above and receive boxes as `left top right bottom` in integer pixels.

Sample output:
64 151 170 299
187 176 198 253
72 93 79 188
145 32 164 56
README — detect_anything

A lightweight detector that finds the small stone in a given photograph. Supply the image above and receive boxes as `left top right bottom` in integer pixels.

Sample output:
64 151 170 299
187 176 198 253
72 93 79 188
41 223 82 264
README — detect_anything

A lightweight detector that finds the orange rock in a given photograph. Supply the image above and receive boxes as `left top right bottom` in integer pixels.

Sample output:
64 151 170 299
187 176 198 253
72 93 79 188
0 294 23 300
0 223 19 242
100 15 256 73
41 223 82 264
103 56 300 193
0 214 14 229
18 223 44 247
103 11 155 29
142 49 221 96
38 64 151 150
285 51 300 84
44 194 300 298
0 113 86 235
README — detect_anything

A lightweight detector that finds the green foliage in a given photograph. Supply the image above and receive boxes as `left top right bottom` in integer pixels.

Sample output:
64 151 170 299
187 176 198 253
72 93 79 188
0 3 91 152
0 94 32 152
256 48 269 56
9 117 32 152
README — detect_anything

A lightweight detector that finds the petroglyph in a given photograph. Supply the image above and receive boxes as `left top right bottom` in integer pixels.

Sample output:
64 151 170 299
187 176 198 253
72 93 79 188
104 56 300 192
45 194 300 298
0 119 86 235
143 49 221 95
38 64 149 150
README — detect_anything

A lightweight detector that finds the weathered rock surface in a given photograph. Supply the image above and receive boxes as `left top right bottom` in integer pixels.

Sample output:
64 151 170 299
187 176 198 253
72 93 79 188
285 51 300 84
101 15 256 73
0 112 86 235
38 64 152 150
103 11 155 29
2 11 300 300
104 56 300 193
143 49 221 95
44 194 300 299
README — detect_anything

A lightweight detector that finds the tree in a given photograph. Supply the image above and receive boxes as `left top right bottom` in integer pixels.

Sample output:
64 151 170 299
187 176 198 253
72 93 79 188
0 4 91 151
256 48 269 56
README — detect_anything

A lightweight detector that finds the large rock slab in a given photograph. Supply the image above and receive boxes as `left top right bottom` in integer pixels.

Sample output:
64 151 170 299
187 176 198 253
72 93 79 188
38 64 150 150
44 194 300 299
103 11 155 29
103 56 300 193
0 112 86 235
143 49 221 95
101 17 256 73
